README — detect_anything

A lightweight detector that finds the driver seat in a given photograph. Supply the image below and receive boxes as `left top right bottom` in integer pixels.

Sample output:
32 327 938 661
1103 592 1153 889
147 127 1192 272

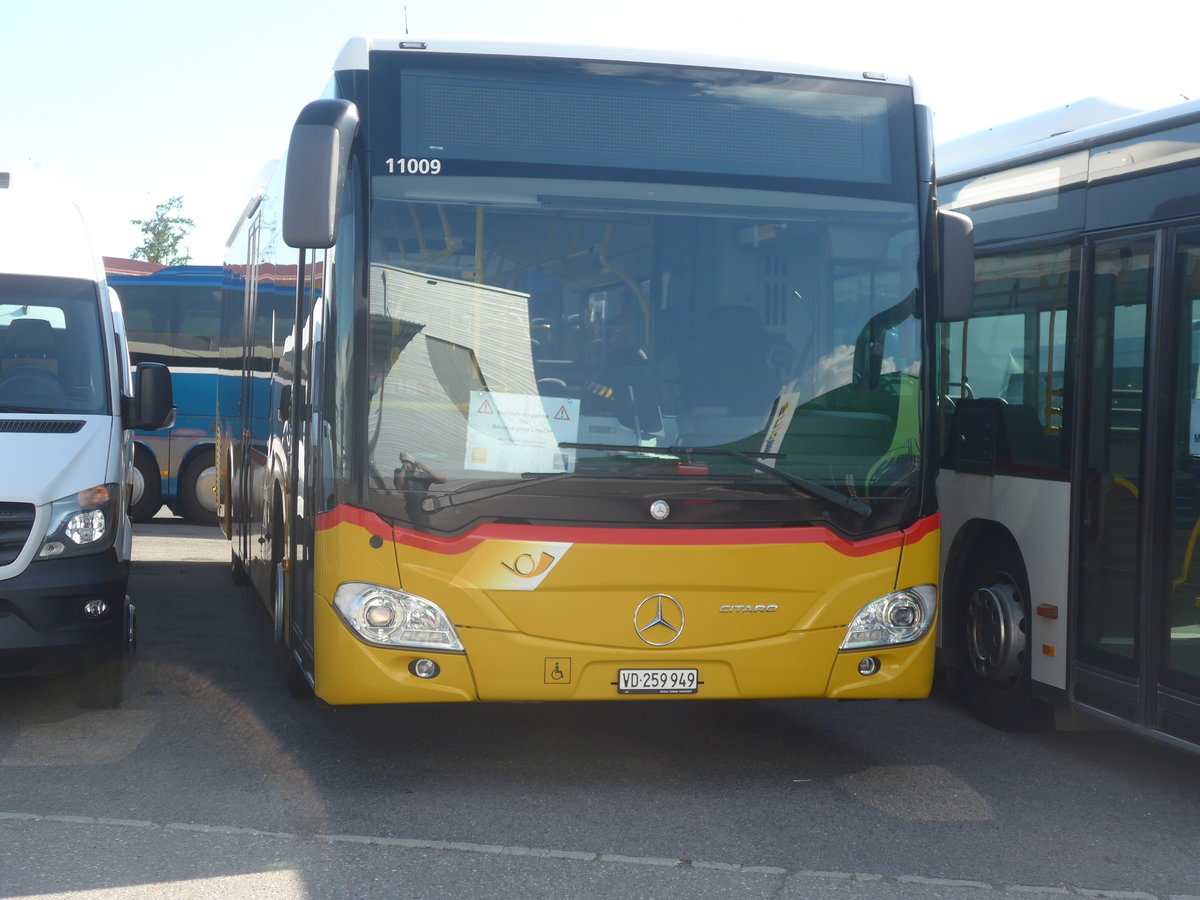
2 318 59 374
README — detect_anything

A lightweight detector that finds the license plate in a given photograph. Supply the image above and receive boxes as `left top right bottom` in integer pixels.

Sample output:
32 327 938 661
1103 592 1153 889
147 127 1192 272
617 668 698 694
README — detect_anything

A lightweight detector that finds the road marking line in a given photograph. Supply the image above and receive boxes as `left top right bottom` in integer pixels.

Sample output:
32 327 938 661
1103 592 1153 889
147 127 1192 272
0 809 1179 898
6 870 304 899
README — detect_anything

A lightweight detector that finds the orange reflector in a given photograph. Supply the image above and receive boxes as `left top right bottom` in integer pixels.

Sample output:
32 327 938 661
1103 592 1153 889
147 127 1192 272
1042 644 1056 657
1036 604 1059 619
77 485 111 507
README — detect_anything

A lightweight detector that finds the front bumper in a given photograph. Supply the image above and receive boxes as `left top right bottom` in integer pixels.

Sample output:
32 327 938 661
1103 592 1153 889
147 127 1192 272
0 550 130 676
312 593 936 705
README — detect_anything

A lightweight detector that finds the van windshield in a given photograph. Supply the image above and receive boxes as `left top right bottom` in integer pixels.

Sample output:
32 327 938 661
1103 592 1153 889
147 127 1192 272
0 275 109 414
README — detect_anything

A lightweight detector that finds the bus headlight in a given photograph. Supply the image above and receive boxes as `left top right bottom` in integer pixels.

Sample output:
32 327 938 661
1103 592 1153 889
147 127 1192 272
37 484 119 559
332 582 464 652
840 585 935 651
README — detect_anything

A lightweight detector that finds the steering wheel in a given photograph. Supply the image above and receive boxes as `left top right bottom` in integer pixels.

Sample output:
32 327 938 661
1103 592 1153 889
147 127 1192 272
0 365 68 406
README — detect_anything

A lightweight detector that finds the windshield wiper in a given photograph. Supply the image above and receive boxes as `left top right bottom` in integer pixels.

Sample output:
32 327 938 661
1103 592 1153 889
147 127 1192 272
419 472 575 513
559 443 871 518
0 404 56 414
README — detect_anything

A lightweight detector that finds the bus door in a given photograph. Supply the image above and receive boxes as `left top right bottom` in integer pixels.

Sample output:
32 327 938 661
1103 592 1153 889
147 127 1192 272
236 220 260 570
1074 228 1200 744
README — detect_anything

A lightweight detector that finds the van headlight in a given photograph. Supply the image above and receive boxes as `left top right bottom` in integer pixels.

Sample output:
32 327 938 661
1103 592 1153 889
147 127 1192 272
37 484 119 559
840 585 936 650
333 582 464 651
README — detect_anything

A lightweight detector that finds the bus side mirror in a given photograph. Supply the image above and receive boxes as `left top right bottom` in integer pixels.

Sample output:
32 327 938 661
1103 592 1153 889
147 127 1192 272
126 362 175 431
938 209 975 322
282 99 360 249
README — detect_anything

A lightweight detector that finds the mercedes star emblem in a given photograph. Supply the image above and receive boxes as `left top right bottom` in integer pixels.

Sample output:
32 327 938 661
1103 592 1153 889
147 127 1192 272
634 594 685 646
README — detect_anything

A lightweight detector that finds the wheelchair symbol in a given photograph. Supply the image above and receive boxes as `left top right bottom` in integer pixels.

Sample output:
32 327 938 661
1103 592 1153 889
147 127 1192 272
544 658 571 684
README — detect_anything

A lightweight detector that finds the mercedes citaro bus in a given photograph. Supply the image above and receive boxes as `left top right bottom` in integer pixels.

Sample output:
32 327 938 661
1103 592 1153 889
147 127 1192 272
218 37 973 705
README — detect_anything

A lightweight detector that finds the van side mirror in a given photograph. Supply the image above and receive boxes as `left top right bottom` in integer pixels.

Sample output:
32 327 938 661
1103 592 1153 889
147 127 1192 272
125 362 174 431
282 99 360 249
938 209 975 322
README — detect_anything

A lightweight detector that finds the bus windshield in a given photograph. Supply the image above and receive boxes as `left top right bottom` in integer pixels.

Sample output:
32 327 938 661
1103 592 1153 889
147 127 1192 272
363 179 921 534
332 52 927 536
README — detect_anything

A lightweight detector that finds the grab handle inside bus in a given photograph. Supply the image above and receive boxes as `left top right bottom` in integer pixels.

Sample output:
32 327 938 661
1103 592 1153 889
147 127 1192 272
282 99 360 249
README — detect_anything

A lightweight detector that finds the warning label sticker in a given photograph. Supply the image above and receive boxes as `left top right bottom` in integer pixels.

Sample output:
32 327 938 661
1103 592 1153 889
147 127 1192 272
465 391 581 473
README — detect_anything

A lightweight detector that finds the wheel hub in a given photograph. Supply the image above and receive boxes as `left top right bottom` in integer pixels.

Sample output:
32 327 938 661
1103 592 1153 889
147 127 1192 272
195 465 218 513
130 464 145 506
966 582 1026 687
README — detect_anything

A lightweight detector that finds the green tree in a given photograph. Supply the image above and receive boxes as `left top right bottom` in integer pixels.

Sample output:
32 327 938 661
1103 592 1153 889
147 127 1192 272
130 196 194 265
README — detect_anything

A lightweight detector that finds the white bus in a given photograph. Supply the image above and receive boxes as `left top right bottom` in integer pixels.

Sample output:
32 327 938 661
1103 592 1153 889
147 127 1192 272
937 98 1200 750
0 168 173 705
220 37 972 706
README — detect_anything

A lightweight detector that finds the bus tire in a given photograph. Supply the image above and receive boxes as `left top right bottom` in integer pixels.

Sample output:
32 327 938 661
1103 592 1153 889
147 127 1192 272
959 543 1054 731
230 547 249 586
284 648 314 700
178 454 219 526
128 445 162 522
270 502 314 700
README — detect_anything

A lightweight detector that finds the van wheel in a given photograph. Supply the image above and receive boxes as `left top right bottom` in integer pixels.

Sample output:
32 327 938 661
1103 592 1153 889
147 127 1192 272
129 446 161 522
960 544 1054 731
79 601 133 709
178 455 218 526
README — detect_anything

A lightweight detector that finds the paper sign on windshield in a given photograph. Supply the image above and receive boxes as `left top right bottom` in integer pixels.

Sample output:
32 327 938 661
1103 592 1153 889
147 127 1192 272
759 386 801 465
465 391 581 473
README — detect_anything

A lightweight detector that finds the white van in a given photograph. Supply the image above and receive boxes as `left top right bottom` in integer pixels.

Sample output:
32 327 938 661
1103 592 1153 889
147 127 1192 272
0 168 173 706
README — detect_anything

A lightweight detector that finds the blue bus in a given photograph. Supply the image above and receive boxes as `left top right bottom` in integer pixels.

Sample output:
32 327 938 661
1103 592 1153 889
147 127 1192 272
107 264 220 524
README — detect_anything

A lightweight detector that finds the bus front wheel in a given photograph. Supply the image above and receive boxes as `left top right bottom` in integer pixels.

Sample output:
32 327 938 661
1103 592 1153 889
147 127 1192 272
270 515 313 700
959 544 1054 731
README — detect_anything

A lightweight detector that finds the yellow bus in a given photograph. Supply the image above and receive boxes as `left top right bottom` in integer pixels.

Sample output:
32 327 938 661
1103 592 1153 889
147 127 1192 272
218 37 973 704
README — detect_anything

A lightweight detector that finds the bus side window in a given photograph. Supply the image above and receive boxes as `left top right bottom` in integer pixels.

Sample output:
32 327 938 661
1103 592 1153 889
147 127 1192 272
946 245 1074 473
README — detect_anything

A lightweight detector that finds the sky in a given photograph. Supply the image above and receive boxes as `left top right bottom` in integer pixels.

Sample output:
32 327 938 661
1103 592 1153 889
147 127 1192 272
3 0 1198 266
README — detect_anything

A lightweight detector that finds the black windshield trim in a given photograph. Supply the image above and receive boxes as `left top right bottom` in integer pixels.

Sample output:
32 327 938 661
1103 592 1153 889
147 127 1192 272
559 443 871 518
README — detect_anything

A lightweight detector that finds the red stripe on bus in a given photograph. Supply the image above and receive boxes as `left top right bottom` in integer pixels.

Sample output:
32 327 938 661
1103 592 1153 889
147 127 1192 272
315 505 939 559
900 513 939 546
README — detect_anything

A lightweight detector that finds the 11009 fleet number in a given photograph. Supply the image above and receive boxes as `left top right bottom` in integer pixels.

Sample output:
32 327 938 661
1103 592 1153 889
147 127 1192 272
385 158 442 174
